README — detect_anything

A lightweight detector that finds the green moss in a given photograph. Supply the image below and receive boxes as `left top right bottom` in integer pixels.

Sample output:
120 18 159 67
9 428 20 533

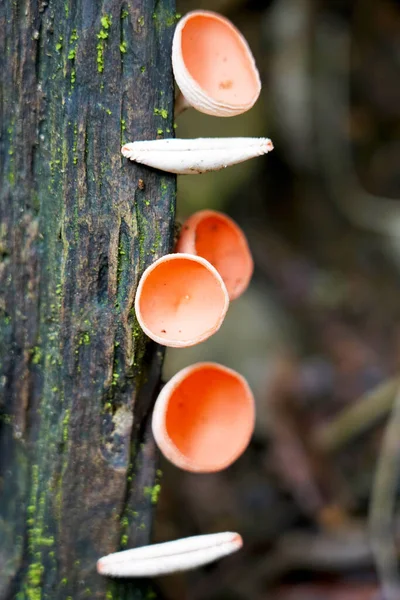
36 535 54 547
144 483 161 505
119 41 127 54
72 124 78 165
153 107 168 119
138 15 144 26
29 346 41 365
75 329 90 354
151 224 162 255
28 562 43 586
101 15 112 29
120 119 127 144
165 15 176 27
27 562 44 599
0 413 13 425
152 7 180 29
97 15 112 73
121 9 128 18
67 32 78 90
62 409 70 443
121 534 128 547
140 66 146 73
120 516 129 528
24 468 50 600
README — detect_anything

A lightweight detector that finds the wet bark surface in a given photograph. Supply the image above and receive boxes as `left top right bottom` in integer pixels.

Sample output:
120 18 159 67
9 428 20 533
0 0 176 597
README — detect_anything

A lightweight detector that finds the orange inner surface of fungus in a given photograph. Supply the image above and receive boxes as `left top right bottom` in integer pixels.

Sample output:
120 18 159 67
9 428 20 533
181 15 259 105
165 366 254 469
138 258 226 344
195 215 251 298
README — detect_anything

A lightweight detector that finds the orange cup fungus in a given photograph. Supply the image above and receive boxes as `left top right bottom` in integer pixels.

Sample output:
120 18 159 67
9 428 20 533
134 254 229 348
176 210 254 301
173 10 261 117
152 362 255 473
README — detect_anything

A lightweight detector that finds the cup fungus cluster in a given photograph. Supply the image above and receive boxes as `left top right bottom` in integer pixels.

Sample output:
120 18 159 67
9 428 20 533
97 9 273 579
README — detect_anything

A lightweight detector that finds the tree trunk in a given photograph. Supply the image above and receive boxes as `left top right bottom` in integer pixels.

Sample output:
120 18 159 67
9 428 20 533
0 0 176 598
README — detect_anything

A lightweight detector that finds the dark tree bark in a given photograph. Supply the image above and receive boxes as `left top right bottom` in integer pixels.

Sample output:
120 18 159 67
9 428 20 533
0 0 176 598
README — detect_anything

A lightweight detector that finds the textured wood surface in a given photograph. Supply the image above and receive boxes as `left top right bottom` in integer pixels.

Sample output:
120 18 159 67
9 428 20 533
0 0 176 597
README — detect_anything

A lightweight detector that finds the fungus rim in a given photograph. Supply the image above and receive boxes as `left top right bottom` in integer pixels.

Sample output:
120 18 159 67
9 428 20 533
176 209 254 300
172 10 261 117
134 253 230 348
152 361 256 472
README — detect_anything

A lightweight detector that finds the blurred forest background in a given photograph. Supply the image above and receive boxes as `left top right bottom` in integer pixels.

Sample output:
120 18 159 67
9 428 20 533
154 0 400 598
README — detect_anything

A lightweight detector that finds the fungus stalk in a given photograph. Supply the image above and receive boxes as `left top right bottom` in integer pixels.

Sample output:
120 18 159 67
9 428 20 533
174 90 191 118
